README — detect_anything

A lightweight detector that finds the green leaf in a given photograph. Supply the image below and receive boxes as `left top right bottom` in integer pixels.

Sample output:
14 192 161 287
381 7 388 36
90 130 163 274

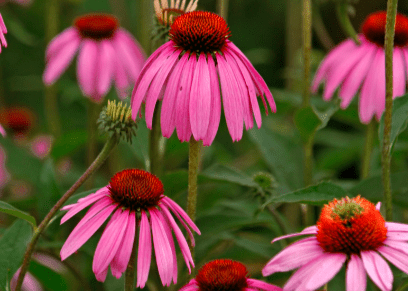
38 159 61 219
249 126 303 192
379 94 408 149
294 107 322 141
0 201 37 229
0 220 33 290
264 181 348 206
200 164 257 187
1 12 37 46
51 130 88 160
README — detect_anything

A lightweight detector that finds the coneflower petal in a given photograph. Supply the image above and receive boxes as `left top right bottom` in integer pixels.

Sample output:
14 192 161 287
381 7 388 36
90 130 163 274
346 254 367 291
137 210 152 288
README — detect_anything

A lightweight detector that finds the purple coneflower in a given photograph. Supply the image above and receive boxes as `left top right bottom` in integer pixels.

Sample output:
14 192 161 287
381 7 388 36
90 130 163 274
43 13 145 103
60 169 200 288
0 13 7 53
312 11 408 124
263 196 408 291
131 11 275 146
180 259 282 291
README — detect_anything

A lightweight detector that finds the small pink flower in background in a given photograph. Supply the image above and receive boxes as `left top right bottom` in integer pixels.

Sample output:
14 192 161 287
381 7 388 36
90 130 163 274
10 269 42 291
154 0 198 27
0 0 32 6
180 259 282 291
131 11 275 146
43 13 146 103
0 124 6 137
30 134 53 159
60 169 200 287
312 11 408 124
262 196 408 291
0 13 7 53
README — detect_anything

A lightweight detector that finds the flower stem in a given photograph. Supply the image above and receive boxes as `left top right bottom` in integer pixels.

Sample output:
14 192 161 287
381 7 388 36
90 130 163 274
124 219 139 291
149 103 164 176
85 102 101 189
15 135 118 291
301 0 312 108
382 0 398 221
361 120 376 179
187 138 202 251
217 0 229 21
44 0 61 137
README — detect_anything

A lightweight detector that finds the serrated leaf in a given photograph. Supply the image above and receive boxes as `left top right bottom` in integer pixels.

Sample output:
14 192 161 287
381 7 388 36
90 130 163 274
379 94 408 150
264 181 348 206
0 220 33 290
0 201 37 229
200 164 257 187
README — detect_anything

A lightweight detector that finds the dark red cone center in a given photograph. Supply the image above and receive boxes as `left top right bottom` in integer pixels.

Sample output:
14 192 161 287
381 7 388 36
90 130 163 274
74 14 119 40
316 196 387 254
362 11 408 47
169 11 231 52
0 107 34 134
108 169 164 210
195 259 248 291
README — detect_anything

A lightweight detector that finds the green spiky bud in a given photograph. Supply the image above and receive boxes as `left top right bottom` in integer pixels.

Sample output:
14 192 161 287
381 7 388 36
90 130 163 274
252 172 277 191
97 100 137 143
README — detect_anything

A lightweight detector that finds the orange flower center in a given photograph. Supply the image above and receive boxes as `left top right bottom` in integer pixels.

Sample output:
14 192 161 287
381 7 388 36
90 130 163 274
0 107 34 134
169 11 231 52
195 259 248 291
362 11 408 47
108 169 163 210
74 14 118 40
316 196 387 254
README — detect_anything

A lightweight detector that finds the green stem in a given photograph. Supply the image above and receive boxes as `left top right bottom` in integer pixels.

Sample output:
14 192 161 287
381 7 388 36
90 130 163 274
138 0 153 54
187 138 202 252
312 4 334 51
124 218 139 291
382 0 399 221
301 0 312 108
361 120 376 179
44 0 61 137
85 102 101 189
217 0 229 21
335 3 360 45
15 135 118 291
149 103 163 176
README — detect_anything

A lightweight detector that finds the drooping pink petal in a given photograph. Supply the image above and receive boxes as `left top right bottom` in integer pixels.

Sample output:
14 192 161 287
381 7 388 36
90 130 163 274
311 38 358 92
11 268 42 291
224 50 253 130
161 52 190 138
284 252 346 291
92 208 129 277
94 40 115 100
246 278 282 290
43 33 81 85
378 245 408 274
216 53 244 142
346 254 367 291
131 42 174 120
110 211 136 278
376 202 382 211
76 39 98 97
0 124 6 137
190 53 212 141
179 279 198 291
359 49 384 124
137 210 152 288
175 54 196 142
45 27 79 61
160 204 194 272
60 204 116 260
0 14 7 35
145 50 180 128
339 43 377 109
392 48 406 99
159 209 178 284
203 55 222 146
116 29 146 69
113 51 131 99
61 193 111 224
271 225 318 243
386 222 408 232
323 42 370 101
149 208 173 286
262 237 323 276
161 196 200 234
95 267 109 282
361 250 393 291
383 239 408 255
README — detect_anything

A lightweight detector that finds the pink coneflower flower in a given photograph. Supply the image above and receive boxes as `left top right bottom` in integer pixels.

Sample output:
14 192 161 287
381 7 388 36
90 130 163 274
180 259 282 291
262 196 408 291
131 11 276 146
312 11 408 124
43 13 146 103
60 169 200 287
0 13 7 53
30 134 53 159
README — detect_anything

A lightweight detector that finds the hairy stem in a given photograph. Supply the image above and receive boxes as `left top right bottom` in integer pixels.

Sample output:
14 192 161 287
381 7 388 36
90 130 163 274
15 136 118 291
217 0 229 21
361 120 376 179
302 0 312 108
85 102 101 189
149 103 164 176
382 0 398 221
